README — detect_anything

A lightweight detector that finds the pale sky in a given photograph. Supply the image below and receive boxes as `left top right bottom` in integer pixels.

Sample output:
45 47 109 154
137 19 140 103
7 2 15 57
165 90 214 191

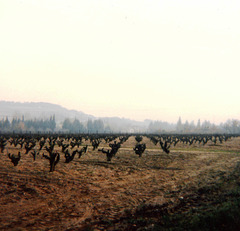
0 0 240 123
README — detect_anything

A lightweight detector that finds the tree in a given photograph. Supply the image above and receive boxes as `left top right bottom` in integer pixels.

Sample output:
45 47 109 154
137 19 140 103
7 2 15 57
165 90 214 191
176 117 183 133
49 115 56 131
3 117 10 130
183 120 190 133
93 119 104 133
62 118 72 131
87 120 94 133
201 120 211 133
72 119 85 133
231 120 240 134
197 119 201 130
223 119 240 134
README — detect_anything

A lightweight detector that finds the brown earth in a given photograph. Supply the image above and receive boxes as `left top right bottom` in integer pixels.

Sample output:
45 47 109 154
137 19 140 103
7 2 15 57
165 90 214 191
0 136 240 230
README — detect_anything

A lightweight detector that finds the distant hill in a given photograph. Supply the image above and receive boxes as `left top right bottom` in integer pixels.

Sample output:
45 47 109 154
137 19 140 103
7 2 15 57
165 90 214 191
0 101 95 123
102 117 151 133
0 101 153 132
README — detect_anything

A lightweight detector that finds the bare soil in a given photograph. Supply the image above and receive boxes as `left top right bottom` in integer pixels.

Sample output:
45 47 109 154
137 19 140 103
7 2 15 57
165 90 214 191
0 136 240 230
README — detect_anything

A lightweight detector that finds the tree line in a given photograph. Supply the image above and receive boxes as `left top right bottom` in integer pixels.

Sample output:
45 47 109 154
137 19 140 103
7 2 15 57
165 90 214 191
1 115 240 134
62 118 110 133
0 116 56 132
0 116 110 133
147 117 240 134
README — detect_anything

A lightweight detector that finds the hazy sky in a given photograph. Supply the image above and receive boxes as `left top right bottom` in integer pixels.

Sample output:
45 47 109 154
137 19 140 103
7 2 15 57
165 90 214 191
1 0 240 123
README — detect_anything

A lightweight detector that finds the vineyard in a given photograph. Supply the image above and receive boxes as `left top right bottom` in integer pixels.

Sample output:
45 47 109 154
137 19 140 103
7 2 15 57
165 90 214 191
1 133 240 230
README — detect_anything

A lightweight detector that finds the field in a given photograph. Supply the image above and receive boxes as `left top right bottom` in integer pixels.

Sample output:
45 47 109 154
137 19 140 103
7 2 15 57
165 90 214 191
1 134 240 230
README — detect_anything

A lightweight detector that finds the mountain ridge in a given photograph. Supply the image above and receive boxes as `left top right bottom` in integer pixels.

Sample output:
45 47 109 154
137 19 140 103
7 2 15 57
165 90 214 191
0 101 151 132
0 101 95 122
